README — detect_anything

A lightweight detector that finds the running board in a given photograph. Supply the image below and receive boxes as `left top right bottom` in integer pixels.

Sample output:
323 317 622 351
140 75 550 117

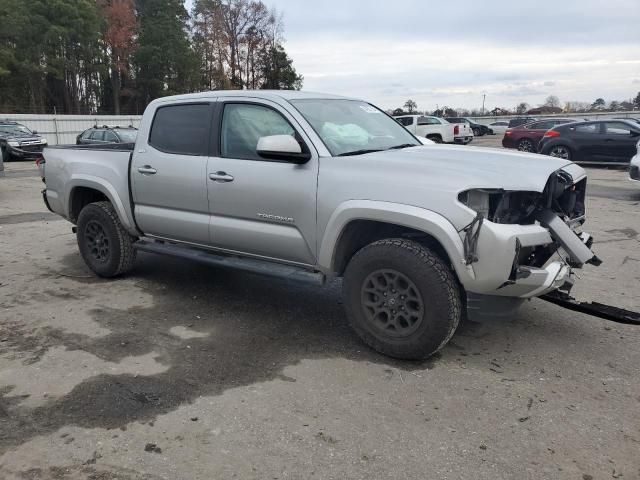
134 240 325 285
540 290 640 326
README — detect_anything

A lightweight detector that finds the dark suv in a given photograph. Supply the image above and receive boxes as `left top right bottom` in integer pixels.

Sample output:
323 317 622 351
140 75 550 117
444 117 492 136
77 125 138 145
0 121 47 162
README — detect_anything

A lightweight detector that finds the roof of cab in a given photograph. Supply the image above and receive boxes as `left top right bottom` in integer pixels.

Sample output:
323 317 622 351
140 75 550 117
149 90 358 106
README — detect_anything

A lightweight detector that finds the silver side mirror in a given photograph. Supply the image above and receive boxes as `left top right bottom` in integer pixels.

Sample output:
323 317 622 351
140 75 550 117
257 135 311 164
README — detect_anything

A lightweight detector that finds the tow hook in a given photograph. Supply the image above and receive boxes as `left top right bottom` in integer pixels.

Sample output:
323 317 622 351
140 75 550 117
540 290 640 325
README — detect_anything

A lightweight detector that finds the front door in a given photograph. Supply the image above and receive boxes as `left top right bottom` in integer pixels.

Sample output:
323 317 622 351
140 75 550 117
206 99 318 266
132 102 214 245
602 122 640 163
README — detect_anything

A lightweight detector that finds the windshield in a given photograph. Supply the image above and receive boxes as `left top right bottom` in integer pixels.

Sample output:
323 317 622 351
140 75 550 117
0 124 32 135
115 129 137 143
290 99 420 156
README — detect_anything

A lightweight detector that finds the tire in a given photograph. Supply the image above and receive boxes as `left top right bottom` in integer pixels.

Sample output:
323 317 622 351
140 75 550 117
427 135 443 144
548 144 572 160
76 201 137 277
517 138 535 152
343 238 462 360
472 127 482 137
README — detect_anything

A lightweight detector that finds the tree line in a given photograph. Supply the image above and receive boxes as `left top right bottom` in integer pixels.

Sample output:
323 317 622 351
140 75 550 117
0 0 303 115
392 92 640 117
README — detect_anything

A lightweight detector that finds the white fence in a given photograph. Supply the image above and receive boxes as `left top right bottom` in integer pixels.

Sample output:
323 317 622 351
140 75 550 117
0 114 142 145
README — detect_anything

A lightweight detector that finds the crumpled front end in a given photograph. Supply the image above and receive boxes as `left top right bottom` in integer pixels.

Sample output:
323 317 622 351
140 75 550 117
459 163 599 298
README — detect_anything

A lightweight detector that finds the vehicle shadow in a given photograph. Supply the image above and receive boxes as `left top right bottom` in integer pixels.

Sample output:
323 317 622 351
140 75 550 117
0 251 600 453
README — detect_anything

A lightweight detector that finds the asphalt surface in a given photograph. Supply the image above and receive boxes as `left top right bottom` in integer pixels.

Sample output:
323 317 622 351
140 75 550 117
0 157 639 480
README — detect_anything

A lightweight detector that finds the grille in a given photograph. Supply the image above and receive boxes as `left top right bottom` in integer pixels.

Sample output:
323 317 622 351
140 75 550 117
20 144 44 153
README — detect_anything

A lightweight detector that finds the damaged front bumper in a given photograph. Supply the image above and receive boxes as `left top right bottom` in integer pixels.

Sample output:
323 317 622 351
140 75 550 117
462 209 598 299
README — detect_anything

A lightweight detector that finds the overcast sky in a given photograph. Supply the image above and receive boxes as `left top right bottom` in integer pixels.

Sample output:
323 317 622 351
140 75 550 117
186 0 640 111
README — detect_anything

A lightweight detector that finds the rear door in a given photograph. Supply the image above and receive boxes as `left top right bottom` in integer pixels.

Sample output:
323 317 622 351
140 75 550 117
131 102 214 245
602 122 640 163
569 123 603 161
206 98 318 265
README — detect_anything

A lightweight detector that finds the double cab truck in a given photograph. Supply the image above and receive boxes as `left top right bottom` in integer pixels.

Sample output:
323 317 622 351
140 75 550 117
394 115 473 144
41 90 601 360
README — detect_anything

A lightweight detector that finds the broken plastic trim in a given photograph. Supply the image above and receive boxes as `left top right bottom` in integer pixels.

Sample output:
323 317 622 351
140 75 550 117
462 212 483 265
540 290 640 325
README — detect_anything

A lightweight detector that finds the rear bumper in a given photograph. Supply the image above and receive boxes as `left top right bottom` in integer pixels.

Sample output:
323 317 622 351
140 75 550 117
454 136 473 144
502 137 516 148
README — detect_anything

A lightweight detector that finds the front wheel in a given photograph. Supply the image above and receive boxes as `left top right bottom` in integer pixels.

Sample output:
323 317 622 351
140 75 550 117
77 201 137 277
343 239 462 360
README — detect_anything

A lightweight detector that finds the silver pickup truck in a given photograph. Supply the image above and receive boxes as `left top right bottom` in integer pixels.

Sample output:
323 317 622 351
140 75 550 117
41 90 600 360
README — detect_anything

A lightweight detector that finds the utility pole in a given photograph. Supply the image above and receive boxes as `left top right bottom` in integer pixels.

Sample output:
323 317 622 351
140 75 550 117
482 94 486 115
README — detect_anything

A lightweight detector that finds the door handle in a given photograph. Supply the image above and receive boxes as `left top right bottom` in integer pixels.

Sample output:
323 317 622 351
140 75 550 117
137 165 157 175
209 171 234 182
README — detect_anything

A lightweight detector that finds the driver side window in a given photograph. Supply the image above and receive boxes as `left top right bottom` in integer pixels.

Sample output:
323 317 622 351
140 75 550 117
221 103 295 160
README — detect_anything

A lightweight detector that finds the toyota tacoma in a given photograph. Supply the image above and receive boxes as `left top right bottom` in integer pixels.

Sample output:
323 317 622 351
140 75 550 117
40 91 600 359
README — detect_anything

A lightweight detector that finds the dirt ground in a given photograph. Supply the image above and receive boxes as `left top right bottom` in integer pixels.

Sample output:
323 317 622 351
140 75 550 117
0 159 639 480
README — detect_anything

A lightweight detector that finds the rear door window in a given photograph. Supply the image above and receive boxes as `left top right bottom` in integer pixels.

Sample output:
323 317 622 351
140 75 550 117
149 103 211 156
574 124 600 134
103 130 118 142
396 117 413 126
90 130 104 141
417 117 439 125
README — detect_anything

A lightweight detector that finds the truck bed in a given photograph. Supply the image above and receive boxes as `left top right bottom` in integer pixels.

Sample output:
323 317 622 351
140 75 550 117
42 144 136 231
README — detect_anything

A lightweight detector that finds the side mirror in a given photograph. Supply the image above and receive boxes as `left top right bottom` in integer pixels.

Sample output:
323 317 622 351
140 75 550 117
257 135 311 164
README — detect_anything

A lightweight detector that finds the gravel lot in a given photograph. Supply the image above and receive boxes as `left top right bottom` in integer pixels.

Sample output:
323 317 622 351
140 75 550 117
0 156 639 480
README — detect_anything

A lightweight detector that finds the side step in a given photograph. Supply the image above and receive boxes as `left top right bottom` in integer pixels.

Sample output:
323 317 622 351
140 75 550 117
540 290 640 326
134 239 325 285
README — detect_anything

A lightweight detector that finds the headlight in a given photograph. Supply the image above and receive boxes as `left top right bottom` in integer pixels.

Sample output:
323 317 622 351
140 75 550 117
7 141 19 147
40 138 47 144
459 188 542 224
458 189 499 218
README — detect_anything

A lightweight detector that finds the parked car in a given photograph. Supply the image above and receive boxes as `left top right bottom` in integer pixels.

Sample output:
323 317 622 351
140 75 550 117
0 120 47 162
538 120 640 164
630 138 640 184
502 118 576 152
77 125 138 145
395 115 473 144
445 117 492 136
488 121 509 135
41 90 599 360
614 117 640 126
508 117 537 128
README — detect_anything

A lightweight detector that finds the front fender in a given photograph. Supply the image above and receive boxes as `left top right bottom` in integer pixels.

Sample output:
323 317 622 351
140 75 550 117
317 200 475 285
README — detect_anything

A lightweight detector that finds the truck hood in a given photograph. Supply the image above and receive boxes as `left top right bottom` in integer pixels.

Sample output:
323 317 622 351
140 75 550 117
361 144 576 192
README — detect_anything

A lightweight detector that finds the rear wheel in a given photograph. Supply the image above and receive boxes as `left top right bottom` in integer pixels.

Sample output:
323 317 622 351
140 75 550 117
472 127 481 136
77 201 137 277
343 239 461 360
517 138 535 152
426 135 443 144
548 144 572 160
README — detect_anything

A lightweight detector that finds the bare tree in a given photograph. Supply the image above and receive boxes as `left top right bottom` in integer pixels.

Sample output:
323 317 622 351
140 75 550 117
515 102 529 115
404 99 417 113
544 95 560 108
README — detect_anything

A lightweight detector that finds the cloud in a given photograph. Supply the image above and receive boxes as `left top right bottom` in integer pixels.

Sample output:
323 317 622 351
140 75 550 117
544 81 556 87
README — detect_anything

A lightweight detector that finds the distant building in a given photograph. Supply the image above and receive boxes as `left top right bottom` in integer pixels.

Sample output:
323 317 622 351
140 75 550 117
527 106 563 115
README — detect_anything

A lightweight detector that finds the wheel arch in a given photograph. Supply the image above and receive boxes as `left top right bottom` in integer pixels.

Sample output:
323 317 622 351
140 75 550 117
66 177 137 234
318 201 473 286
